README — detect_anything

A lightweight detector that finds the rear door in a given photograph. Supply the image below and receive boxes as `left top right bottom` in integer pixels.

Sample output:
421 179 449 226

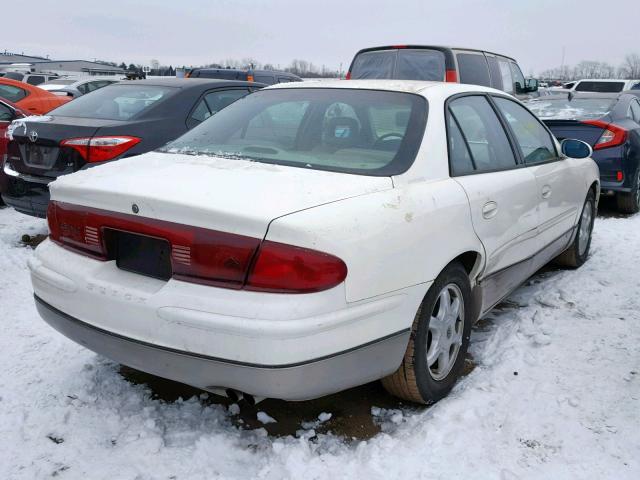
492 96 582 255
446 94 539 312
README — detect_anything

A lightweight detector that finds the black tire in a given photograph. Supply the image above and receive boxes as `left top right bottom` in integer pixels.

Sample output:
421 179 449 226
555 189 596 268
616 170 640 214
381 262 473 404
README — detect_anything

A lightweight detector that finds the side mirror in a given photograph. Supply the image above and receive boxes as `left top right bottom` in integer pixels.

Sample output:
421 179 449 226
526 78 539 92
561 139 592 159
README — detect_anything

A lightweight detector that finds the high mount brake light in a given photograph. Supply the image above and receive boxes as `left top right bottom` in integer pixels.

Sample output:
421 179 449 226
581 120 627 150
47 202 347 293
60 136 141 162
445 69 458 83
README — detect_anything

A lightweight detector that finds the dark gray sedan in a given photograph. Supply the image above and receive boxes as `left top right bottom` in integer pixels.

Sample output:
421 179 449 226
0 78 263 217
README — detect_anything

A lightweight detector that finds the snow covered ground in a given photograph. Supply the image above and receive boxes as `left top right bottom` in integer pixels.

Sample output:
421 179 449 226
0 205 638 479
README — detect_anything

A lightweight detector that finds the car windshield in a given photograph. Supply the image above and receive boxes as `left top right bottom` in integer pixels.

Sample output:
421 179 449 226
160 88 428 176
526 97 615 120
350 49 446 81
48 84 176 120
575 81 625 93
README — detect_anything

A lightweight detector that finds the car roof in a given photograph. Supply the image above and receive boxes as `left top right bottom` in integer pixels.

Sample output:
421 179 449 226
353 45 517 62
110 78 262 89
265 79 502 96
575 79 629 83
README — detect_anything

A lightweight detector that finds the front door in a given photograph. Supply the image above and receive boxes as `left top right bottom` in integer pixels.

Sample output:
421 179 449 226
492 96 582 261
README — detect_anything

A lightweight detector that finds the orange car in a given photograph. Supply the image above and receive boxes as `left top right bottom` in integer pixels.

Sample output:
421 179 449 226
0 77 71 115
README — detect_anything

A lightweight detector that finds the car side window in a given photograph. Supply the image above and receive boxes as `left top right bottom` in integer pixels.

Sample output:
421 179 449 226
77 83 90 95
204 89 249 115
629 99 640 123
0 84 27 102
448 95 517 173
0 102 14 121
26 75 45 85
493 97 557 164
187 89 251 129
497 59 514 94
456 53 491 87
509 63 526 93
446 111 475 175
486 56 503 91
277 77 291 83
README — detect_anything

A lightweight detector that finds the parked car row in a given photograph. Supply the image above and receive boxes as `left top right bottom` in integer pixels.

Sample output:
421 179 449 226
1 78 262 216
0 43 628 406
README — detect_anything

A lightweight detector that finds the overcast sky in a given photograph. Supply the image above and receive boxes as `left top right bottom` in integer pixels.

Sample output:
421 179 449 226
4 0 638 74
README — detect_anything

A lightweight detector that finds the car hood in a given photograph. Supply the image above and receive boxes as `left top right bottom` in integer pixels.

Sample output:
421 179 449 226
50 152 393 238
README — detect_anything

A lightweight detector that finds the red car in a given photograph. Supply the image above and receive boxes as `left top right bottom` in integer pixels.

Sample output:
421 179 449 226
0 99 27 205
0 77 70 115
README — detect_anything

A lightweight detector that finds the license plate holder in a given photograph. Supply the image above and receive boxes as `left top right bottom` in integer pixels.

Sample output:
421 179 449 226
112 230 172 280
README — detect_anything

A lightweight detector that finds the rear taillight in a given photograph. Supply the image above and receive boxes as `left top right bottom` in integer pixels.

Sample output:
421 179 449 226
47 202 347 293
246 241 347 293
445 69 458 83
581 120 627 150
60 136 141 162
345 71 352 80
247 74 254 82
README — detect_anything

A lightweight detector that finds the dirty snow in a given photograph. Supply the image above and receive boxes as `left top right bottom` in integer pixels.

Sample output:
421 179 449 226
0 205 639 479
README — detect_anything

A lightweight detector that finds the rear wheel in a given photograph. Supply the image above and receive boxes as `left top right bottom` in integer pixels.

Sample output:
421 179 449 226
555 190 595 268
381 262 472 404
616 170 640 214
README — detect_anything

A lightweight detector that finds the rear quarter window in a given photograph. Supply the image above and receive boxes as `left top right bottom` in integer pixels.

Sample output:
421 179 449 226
0 84 27 102
456 53 491 87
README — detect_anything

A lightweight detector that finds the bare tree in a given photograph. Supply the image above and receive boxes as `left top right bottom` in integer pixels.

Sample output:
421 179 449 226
620 54 640 79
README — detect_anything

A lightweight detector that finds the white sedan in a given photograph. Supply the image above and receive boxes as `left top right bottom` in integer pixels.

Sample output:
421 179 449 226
30 80 599 404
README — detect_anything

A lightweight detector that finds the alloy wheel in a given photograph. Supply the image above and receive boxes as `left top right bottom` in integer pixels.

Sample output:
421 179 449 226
426 283 465 381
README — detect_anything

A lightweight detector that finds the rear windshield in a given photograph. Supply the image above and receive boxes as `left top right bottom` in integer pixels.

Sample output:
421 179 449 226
43 79 77 86
526 97 615 120
48 84 175 120
350 49 446 81
193 70 246 80
161 88 428 176
575 81 625 93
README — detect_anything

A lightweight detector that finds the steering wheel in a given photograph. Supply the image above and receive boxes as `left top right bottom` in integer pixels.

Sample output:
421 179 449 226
374 132 405 147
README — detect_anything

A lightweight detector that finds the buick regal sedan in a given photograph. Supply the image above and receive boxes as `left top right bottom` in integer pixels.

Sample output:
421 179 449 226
30 81 599 404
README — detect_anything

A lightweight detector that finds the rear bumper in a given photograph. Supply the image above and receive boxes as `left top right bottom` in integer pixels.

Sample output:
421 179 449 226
0 171 51 218
30 239 425 400
35 295 410 401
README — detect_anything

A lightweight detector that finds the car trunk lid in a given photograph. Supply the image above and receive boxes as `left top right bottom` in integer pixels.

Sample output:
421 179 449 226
543 119 607 147
7 116 128 178
50 151 393 239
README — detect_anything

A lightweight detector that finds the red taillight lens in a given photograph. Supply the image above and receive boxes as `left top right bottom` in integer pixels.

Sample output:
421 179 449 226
47 202 347 293
617 171 624 182
445 69 458 83
345 71 352 80
581 120 627 150
246 241 347 293
48 202 108 259
60 136 141 162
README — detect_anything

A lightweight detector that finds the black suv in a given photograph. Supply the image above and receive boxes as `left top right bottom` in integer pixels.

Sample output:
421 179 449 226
186 68 302 85
347 45 538 99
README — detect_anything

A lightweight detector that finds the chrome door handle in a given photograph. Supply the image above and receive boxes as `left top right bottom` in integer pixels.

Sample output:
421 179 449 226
542 185 552 198
482 201 498 219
